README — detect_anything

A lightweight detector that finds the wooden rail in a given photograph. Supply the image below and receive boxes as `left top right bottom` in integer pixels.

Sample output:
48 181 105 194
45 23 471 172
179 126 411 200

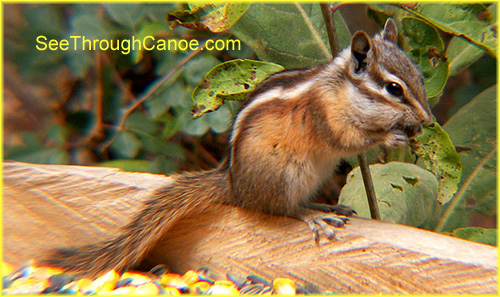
3 161 497 294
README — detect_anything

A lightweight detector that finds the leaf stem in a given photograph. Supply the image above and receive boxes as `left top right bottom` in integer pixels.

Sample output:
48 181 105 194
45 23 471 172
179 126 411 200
358 153 381 220
320 3 339 56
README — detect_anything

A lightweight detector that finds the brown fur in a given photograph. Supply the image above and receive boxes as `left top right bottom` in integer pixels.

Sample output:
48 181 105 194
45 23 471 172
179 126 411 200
42 19 432 277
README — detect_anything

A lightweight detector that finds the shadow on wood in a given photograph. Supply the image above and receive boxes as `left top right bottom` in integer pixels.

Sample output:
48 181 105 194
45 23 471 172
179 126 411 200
3 161 497 294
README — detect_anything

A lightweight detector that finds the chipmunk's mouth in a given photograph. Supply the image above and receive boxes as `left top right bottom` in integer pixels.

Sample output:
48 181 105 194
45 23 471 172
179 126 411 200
394 123 422 139
403 124 422 138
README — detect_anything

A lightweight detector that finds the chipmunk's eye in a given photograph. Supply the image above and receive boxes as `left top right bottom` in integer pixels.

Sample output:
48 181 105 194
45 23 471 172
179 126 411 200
386 82 403 97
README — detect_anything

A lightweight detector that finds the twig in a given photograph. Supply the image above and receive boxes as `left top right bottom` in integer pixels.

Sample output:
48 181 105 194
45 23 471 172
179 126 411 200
99 37 219 152
358 153 381 220
331 3 350 13
95 51 104 138
320 3 339 56
320 2 380 220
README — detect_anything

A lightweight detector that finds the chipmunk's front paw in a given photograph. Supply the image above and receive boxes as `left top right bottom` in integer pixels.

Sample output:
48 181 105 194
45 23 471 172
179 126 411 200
303 214 349 244
306 203 356 217
384 129 408 147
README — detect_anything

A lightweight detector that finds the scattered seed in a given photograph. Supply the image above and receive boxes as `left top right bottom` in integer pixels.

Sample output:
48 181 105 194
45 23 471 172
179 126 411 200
2 260 316 295
273 277 297 295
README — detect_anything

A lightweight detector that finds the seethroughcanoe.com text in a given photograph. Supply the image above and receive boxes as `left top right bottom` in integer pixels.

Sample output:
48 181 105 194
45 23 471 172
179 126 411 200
36 35 241 54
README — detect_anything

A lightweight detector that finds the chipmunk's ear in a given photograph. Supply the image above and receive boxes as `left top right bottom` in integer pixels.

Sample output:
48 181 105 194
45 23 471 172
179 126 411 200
382 18 398 43
351 31 373 73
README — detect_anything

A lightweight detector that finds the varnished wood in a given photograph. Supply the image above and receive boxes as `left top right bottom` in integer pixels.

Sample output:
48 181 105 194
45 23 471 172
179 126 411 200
3 161 497 294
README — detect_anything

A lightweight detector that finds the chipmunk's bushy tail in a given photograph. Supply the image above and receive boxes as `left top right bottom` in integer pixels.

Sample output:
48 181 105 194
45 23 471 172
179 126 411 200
41 169 230 277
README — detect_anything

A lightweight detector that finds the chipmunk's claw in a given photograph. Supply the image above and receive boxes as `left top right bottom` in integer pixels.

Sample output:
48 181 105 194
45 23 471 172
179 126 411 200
304 214 349 243
301 203 355 243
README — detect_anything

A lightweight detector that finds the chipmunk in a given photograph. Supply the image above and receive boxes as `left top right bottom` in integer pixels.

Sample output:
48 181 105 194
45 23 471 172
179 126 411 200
43 18 432 277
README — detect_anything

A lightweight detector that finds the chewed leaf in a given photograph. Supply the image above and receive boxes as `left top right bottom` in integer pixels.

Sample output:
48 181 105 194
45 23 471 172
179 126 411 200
412 121 462 205
191 59 284 118
339 162 441 229
401 17 449 103
168 3 250 33
396 3 496 56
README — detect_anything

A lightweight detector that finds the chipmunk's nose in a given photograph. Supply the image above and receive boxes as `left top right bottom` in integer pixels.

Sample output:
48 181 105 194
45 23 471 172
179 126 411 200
421 113 433 125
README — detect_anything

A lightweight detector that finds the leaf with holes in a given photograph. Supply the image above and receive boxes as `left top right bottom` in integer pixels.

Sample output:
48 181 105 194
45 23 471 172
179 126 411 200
412 122 462 205
191 59 284 118
396 3 497 56
401 17 449 103
168 3 250 33
339 162 442 230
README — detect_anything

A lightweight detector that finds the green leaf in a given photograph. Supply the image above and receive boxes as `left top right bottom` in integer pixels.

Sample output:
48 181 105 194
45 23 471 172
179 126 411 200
149 156 178 175
137 131 186 161
5 144 69 165
401 17 449 102
446 37 487 77
435 85 497 232
413 121 462 205
183 114 210 136
70 11 121 41
7 5 67 80
230 3 351 68
449 227 497 246
132 22 170 63
6 147 69 165
22 132 43 148
396 3 497 56
184 54 221 86
24 5 66 36
103 4 146 30
124 112 159 135
339 162 442 229
97 159 151 173
46 124 69 145
110 131 143 159
204 104 233 133
191 59 284 118
168 3 250 33
143 4 178 23
146 82 181 119
159 113 183 139
5 127 70 165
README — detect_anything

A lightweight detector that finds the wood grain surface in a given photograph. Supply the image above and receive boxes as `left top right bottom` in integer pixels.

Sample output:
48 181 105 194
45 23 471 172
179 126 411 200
3 161 497 294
